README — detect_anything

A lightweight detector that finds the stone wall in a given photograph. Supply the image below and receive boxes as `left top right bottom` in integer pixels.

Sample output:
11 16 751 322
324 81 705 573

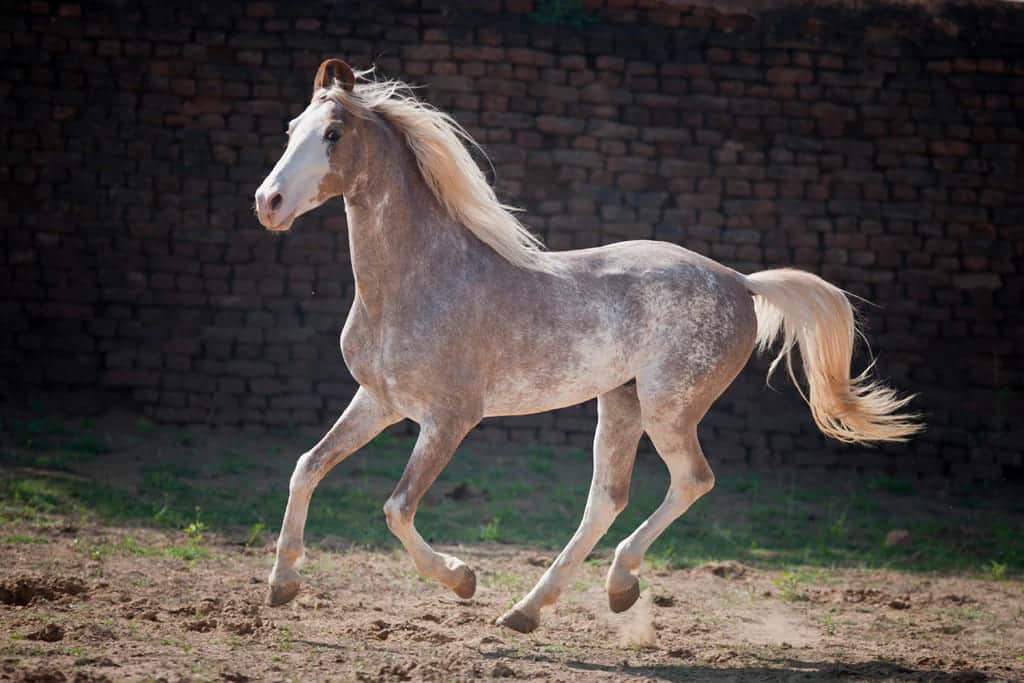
2 0 1022 479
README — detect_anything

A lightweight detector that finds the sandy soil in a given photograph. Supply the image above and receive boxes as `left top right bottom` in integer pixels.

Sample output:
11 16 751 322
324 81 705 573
1 522 1021 682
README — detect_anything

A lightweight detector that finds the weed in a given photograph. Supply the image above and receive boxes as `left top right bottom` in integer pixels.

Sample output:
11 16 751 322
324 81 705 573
986 560 1007 581
480 516 502 542
88 543 110 561
152 504 184 528
185 507 207 545
774 570 813 601
648 540 678 570
246 521 267 547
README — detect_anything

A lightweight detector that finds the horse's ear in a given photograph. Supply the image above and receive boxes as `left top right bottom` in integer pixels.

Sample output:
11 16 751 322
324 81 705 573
314 59 355 94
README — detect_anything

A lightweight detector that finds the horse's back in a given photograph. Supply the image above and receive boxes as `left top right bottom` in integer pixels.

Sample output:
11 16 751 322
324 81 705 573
548 239 753 327
548 240 758 410
487 240 756 402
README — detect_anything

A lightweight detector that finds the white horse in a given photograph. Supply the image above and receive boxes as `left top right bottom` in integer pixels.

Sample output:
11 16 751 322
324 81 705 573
254 60 920 633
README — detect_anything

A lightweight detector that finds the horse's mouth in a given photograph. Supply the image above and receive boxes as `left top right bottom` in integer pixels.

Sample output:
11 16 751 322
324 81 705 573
263 214 295 232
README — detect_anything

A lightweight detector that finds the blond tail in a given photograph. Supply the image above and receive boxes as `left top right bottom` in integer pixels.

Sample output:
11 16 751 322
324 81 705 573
745 268 922 444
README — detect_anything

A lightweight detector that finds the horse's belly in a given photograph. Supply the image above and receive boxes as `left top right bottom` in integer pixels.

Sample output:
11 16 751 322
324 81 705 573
482 352 634 417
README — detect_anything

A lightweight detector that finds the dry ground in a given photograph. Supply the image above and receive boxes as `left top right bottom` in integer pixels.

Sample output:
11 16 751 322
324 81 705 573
1 404 1022 681
1 526 1022 682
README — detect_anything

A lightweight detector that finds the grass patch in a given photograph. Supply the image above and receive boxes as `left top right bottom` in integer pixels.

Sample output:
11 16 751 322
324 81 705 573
2 409 1023 577
3 534 49 544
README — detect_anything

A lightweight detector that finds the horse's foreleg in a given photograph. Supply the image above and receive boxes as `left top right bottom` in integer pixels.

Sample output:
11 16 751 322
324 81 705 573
268 387 399 607
605 419 713 613
497 383 642 633
383 416 477 599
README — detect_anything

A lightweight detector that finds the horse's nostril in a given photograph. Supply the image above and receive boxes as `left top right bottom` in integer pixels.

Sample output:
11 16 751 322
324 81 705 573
269 193 283 212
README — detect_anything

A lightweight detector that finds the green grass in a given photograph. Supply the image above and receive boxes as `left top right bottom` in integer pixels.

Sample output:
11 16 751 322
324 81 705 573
3 534 49 544
2 410 1023 577
78 533 212 562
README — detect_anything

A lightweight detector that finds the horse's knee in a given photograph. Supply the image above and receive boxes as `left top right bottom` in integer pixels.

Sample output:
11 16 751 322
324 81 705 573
608 483 629 515
587 489 626 528
289 451 317 494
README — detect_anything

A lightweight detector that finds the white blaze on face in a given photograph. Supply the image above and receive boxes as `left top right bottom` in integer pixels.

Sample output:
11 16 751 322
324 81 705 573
255 98 335 231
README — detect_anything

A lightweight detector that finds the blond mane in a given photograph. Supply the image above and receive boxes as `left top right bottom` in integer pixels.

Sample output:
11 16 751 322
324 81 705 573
323 71 550 271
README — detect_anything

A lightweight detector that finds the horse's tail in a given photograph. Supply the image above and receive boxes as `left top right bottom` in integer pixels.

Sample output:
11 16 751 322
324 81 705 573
744 268 922 444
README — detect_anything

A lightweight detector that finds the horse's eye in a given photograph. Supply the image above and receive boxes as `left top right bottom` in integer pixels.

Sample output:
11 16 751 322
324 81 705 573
325 129 340 142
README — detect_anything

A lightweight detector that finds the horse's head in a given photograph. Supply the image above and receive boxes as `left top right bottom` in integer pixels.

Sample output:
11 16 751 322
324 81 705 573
255 59 364 232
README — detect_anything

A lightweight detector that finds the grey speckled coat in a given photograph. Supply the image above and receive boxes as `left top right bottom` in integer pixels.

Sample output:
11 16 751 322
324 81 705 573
252 60 919 634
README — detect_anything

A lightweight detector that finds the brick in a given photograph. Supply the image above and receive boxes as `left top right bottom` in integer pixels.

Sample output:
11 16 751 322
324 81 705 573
0 1 1019 483
766 67 813 85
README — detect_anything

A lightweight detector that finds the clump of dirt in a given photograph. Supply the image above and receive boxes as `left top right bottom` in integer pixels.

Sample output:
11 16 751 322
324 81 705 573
694 560 750 579
490 662 516 678
78 623 117 642
809 586 972 610
443 481 487 501
0 575 88 606
356 662 418 682
119 598 158 621
26 623 65 642
652 593 676 607
186 618 217 632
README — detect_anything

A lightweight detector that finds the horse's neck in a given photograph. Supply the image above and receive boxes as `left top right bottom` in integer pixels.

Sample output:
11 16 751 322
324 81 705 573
342 139 472 318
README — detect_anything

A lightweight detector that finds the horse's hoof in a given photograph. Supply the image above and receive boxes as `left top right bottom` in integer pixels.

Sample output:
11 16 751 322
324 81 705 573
496 608 539 634
267 580 300 607
608 577 640 613
452 565 476 600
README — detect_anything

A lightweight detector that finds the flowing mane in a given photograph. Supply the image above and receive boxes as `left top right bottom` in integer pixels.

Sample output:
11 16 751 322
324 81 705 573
322 72 550 271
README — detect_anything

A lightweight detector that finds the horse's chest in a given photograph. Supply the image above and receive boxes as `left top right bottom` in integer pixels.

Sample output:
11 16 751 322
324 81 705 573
339 315 427 405
339 315 381 389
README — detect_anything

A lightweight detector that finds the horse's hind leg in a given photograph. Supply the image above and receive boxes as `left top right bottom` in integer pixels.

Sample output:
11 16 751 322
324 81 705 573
605 399 714 614
497 382 642 633
383 415 479 599
269 387 399 606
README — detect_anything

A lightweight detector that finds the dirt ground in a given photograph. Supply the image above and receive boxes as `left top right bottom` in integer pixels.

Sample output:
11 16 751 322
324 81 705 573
1 521 1022 682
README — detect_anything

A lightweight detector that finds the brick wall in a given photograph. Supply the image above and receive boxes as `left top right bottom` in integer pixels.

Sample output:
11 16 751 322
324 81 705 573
2 1 1022 480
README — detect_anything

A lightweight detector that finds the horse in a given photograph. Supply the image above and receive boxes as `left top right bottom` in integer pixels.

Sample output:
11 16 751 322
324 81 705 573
253 59 920 633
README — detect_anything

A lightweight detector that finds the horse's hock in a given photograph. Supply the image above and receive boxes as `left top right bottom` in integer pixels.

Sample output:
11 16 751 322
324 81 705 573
1 0 1021 481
